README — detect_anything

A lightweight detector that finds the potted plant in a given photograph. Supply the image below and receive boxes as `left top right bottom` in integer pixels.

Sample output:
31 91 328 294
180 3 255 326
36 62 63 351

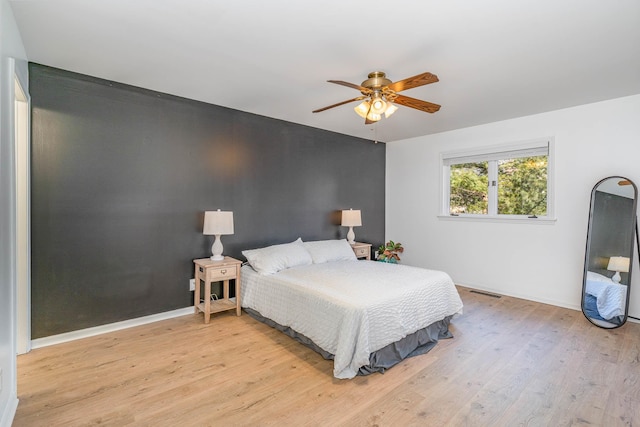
377 240 404 263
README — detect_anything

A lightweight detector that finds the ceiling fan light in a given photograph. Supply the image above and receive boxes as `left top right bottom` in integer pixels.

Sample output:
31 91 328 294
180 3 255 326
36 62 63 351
370 95 387 114
354 101 370 119
366 111 382 122
384 103 398 118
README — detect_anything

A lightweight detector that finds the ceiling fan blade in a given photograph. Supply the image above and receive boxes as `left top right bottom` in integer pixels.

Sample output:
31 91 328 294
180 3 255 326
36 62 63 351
393 94 441 113
328 80 372 94
386 72 439 93
312 96 367 113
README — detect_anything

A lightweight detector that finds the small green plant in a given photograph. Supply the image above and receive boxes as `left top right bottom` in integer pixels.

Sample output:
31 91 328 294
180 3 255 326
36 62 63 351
377 240 404 262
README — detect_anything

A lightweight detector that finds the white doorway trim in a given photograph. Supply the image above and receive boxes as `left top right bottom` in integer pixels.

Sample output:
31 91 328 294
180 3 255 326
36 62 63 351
14 60 31 355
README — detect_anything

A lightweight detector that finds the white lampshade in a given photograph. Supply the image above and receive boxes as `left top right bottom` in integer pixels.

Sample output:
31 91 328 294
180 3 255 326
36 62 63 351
203 209 234 261
365 111 382 122
342 209 362 245
203 210 234 235
607 256 630 273
384 103 398 118
354 101 371 119
370 94 387 114
341 209 362 227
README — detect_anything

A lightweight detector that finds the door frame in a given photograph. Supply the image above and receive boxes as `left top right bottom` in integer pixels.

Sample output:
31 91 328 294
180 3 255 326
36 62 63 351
13 58 31 355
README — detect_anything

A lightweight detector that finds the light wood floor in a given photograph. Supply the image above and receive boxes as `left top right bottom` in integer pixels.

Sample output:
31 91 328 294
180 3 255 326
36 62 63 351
14 286 640 426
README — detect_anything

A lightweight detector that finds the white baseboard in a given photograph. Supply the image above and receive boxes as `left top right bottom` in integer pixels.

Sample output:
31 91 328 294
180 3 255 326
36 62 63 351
31 307 194 349
455 282 582 311
0 394 18 427
456 282 640 324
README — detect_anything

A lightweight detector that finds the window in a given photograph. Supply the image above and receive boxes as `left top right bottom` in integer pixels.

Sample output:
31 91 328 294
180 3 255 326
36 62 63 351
441 139 554 220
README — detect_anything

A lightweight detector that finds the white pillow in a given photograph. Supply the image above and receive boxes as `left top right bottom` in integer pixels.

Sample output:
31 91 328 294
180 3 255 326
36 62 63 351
303 239 357 264
242 238 312 275
586 271 613 283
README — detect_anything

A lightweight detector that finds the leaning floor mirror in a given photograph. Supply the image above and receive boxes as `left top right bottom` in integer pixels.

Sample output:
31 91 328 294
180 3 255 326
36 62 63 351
582 176 637 328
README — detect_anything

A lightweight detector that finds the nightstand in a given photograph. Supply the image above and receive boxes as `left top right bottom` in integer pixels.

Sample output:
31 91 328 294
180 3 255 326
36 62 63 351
193 256 242 323
351 242 372 260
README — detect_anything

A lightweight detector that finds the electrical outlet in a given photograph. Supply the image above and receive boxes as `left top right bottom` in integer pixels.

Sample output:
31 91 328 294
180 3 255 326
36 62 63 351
189 278 195 291
374 250 379 259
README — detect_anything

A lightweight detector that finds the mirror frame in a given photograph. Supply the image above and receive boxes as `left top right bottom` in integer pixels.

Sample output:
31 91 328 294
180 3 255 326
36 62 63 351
581 176 637 328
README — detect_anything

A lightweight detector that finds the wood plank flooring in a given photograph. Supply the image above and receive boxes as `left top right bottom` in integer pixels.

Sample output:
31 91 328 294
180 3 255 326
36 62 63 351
14 286 640 426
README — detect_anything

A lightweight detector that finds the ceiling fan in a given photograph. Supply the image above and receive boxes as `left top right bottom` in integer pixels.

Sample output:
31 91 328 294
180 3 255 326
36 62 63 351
312 71 441 124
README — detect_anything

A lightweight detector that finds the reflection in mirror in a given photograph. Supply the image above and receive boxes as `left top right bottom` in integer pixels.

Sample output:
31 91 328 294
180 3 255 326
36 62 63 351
582 176 637 328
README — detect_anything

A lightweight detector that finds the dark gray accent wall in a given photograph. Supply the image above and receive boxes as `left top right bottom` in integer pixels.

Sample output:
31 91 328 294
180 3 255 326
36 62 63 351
587 190 635 282
30 63 385 338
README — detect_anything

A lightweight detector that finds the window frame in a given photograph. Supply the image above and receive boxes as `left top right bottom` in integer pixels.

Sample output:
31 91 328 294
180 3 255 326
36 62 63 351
439 138 556 223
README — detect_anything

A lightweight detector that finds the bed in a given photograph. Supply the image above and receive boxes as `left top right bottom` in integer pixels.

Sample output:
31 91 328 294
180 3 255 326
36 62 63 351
584 271 627 323
240 239 464 379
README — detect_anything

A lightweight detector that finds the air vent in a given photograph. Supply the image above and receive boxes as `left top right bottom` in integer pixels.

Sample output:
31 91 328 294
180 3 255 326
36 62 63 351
469 290 502 298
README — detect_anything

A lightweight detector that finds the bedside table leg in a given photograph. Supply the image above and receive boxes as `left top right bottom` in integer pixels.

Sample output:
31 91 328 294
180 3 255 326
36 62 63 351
194 267 200 314
235 277 241 316
204 281 211 324
223 279 229 300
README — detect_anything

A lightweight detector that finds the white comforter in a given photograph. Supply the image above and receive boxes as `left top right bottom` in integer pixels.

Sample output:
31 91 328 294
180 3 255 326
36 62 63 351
585 279 627 320
585 270 627 320
241 260 463 379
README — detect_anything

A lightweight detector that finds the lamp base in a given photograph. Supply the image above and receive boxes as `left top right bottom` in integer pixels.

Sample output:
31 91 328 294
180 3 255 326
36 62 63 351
211 234 225 261
346 227 355 245
612 271 621 283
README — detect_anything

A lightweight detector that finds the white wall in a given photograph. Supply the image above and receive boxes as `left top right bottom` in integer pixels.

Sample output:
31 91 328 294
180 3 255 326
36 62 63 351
386 94 640 318
0 0 26 425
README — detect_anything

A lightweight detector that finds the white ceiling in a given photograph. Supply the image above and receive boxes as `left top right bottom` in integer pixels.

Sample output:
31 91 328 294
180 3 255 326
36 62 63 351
9 0 640 142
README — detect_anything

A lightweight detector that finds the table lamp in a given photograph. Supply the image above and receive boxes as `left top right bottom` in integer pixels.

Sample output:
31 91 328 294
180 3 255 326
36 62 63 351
607 256 630 283
341 209 362 245
203 209 234 261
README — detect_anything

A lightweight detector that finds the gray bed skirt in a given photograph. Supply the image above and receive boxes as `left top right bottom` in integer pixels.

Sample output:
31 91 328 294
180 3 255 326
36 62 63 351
244 307 454 376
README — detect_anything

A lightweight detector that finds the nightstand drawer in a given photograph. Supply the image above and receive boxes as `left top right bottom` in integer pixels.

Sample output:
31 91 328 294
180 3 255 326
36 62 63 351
350 242 372 260
206 266 235 281
354 247 369 257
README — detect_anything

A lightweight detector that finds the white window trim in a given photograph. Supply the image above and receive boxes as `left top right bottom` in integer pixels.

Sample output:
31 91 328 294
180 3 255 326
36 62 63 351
439 137 556 222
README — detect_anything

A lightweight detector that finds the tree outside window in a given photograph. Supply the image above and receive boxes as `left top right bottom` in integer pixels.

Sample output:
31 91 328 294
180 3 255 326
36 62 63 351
449 162 488 214
444 141 552 219
497 156 547 216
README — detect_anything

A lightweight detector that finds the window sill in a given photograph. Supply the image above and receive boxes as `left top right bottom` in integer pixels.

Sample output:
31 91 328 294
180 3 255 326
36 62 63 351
437 214 557 224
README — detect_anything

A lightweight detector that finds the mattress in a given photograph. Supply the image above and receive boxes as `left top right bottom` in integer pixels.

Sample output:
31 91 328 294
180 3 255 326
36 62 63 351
241 260 463 379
